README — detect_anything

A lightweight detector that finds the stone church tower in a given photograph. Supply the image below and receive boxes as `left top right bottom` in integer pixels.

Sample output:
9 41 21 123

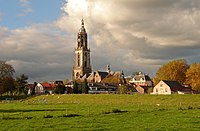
72 19 92 80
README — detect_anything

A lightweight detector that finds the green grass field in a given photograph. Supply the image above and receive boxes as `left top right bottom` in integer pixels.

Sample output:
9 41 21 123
0 94 200 130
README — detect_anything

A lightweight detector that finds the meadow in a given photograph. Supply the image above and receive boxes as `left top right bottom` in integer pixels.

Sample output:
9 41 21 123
0 94 200 130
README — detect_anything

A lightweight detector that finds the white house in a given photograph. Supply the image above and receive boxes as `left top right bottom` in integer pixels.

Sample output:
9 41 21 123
152 80 183 95
35 83 55 95
35 83 44 94
129 72 153 87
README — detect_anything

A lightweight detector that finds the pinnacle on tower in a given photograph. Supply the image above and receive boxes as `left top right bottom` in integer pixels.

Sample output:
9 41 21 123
80 19 86 33
81 19 84 28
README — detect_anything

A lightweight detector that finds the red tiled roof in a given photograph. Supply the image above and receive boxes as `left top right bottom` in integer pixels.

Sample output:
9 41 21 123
27 84 34 89
41 83 56 90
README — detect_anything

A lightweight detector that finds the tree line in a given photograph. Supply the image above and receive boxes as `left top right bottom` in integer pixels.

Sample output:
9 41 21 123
154 59 200 91
1 59 200 95
0 61 28 95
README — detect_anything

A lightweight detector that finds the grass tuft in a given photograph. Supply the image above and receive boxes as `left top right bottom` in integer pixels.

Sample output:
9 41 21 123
61 114 80 117
43 114 53 118
103 109 128 114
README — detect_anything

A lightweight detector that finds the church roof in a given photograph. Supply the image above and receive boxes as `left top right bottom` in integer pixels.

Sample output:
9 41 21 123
97 71 109 79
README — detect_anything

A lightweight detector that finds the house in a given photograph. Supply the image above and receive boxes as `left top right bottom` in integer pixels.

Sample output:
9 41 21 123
88 83 118 94
35 83 56 95
27 84 35 95
129 72 153 94
135 85 149 94
152 80 195 95
94 71 109 83
129 72 153 87
65 81 74 94
177 87 199 94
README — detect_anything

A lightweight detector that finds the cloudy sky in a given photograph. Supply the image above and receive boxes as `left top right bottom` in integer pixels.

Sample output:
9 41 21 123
0 0 200 82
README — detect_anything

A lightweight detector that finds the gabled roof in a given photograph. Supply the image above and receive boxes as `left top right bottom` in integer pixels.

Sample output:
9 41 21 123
41 83 56 91
144 75 151 81
133 73 151 81
96 71 109 79
27 84 34 89
87 72 96 79
162 80 183 91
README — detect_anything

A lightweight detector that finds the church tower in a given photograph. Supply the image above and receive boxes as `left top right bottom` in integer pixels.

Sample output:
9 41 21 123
72 19 92 80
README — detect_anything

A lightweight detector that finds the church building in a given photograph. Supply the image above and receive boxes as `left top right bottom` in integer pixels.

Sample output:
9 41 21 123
72 19 92 80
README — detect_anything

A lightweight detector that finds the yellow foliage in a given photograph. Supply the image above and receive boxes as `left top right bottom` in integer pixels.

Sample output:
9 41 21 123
154 59 189 85
186 63 200 91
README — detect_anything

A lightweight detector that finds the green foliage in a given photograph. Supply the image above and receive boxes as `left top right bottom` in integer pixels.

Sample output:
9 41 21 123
0 76 16 95
73 81 79 94
73 79 89 94
118 85 128 94
147 87 153 94
154 59 189 85
15 74 28 95
186 63 200 91
81 79 89 94
54 84 66 94
0 61 16 95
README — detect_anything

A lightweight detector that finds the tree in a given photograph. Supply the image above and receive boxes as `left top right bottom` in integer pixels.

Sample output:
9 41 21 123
73 81 79 94
0 61 15 79
81 79 89 94
31 82 37 95
54 84 66 94
15 74 28 95
0 76 15 95
186 63 200 91
154 59 189 85
118 85 128 94
0 61 15 95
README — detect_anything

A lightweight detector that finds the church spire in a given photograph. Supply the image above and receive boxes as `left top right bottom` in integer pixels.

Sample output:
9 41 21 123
72 19 92 80
79 19 86 33
81 19 84 28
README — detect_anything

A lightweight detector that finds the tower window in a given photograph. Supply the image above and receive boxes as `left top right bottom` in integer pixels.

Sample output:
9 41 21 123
78 53 80 67
85 61 87 68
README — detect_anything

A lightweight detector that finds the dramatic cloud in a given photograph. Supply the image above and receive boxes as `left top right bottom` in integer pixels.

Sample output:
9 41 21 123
0 24 73 82
1 0 200 82
56 0 200 75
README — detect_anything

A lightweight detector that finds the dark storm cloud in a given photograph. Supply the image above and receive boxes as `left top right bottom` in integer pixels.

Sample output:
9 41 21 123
1 0 200 82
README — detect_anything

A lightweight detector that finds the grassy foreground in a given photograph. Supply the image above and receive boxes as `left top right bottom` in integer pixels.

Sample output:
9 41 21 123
0 94 200 130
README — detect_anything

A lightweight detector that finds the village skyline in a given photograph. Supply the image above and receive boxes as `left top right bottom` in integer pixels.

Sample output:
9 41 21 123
0 0 200 83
